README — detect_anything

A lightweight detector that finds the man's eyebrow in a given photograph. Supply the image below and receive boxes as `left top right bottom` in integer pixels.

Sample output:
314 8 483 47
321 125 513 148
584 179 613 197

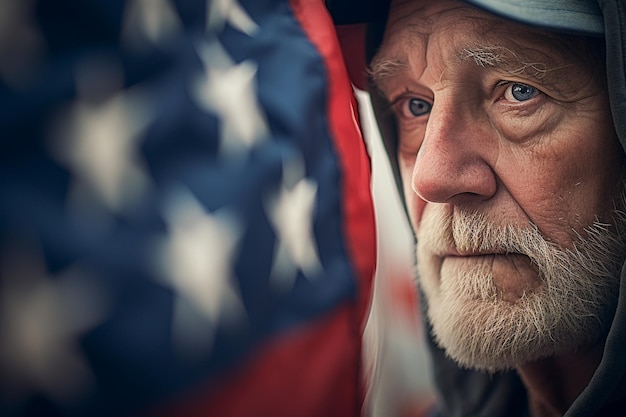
459 45 572 81
368 45 561 85
368 40 577 95
367 55 410 83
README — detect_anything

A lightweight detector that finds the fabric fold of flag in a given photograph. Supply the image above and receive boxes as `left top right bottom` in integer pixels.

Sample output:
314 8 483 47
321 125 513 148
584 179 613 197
0 0 376 416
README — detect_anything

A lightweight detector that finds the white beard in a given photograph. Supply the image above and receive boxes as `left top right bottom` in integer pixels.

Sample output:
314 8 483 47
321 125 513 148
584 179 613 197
416 195 626 372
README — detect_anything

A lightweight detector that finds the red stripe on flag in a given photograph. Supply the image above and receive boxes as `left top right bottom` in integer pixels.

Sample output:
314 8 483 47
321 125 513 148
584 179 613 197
147 305 363 417
289 0 376 329
289 0 377 413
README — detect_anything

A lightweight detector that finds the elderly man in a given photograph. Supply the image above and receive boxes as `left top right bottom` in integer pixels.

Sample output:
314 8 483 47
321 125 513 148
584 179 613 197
334 0 626 415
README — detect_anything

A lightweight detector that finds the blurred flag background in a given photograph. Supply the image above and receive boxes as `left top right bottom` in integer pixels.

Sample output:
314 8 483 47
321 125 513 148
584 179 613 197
0 0 378 416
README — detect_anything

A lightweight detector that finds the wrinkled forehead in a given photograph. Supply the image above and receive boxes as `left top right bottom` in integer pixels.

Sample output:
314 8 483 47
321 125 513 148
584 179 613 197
378 1 489 67
384 0 482 34
383 0 561 54
373 0 597 88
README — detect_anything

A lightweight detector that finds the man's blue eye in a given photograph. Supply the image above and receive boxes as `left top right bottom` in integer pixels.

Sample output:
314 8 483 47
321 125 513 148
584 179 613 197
508 83 538 101
408 98 432 116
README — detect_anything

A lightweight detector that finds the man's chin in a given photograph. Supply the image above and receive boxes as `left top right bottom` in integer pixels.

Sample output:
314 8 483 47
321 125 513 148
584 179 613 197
427 295 573 372
417 245 615 373
422 269 614 373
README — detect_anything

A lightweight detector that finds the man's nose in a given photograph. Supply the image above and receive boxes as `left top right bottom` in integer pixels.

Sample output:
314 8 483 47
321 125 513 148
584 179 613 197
411 98 497 204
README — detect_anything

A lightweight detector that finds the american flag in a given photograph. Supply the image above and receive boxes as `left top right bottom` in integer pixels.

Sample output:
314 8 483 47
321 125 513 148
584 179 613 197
0 0 376 416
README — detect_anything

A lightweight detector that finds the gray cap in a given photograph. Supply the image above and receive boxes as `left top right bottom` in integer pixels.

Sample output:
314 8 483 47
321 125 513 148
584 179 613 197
465 0 604 35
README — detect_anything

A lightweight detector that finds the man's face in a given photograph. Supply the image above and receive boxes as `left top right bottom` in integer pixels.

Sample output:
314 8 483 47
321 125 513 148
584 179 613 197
371 0 626 370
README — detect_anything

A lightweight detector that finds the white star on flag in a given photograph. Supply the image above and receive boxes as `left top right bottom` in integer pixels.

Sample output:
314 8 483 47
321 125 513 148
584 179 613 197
156 186 245 359
0 245 108 404
192 40 269 156
207 0 259 36
50 77 154 217
0 0 46 88
265 157 323 292
121 0 182 49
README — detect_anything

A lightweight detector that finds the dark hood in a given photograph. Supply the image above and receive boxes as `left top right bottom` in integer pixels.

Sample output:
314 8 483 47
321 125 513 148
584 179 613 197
329 0 626 415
